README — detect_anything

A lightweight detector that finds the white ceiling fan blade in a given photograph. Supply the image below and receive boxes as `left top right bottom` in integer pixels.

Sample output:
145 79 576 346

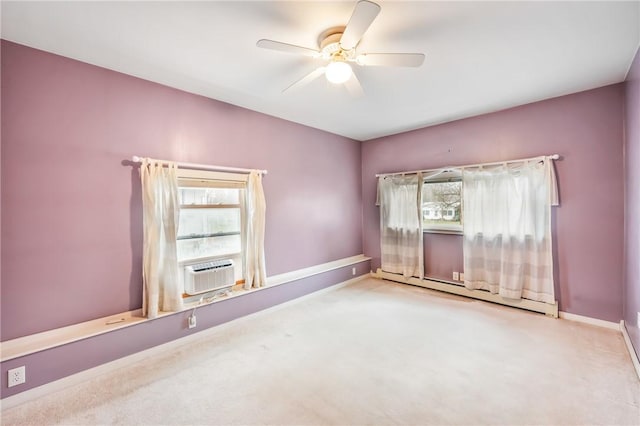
356 53 425 67
257 39 320 57
344 72 364 98
340 0 381 51
283 67 326 93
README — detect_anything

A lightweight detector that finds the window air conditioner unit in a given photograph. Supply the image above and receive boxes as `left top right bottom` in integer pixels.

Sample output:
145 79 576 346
184 259 235 295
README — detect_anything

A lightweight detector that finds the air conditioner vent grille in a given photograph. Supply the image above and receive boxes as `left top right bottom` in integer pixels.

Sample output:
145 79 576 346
184 259 234 295
191 259 233 272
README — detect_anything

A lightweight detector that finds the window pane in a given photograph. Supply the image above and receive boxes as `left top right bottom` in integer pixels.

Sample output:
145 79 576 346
178 208 240 238
177 234 241 261
422 180 462 231
179 187 239 205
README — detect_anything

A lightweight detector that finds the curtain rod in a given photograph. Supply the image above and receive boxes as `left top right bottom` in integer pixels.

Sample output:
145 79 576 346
131 156 267 175
375 154 559 178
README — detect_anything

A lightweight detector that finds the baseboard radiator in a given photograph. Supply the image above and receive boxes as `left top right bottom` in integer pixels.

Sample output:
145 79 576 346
373 268 558 318
184 259 235 295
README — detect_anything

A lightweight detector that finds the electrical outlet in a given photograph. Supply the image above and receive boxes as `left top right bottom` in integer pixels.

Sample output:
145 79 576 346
352 267 356 276
188 314 197 329
453 271 459 281
637 312 640 327
8 366 26 387
459 273 465 281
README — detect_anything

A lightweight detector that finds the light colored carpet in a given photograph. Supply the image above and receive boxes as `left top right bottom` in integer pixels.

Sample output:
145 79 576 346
2 277 639 425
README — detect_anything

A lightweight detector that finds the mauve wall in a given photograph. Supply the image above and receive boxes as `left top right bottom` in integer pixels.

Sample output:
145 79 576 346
1 40 363 341
0 261 370 398
624 46 640 355
362 85 625 322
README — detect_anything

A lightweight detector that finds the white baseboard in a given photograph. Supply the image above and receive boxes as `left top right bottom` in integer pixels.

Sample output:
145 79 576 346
0 273 370 411
620 320 640 381
558 311 620 330
374 269 558 317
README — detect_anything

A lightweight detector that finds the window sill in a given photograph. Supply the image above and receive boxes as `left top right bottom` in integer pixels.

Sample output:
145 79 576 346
423 229 462 235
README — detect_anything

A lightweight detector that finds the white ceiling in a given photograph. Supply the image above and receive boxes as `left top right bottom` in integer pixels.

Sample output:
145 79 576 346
2 1 639 141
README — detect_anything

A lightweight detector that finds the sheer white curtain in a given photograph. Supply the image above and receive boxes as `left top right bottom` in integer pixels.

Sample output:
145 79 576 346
462 157 557 303
140 159 183 318
378 173 424 279
244 171 267 289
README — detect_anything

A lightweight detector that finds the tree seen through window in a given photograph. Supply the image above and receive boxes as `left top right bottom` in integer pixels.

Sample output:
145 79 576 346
422 180 462 232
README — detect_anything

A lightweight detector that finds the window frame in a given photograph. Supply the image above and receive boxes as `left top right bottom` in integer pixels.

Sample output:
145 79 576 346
176 169 248 267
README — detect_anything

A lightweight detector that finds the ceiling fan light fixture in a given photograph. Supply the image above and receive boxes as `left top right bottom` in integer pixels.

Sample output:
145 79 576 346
325 61 352 84
256 0 425 94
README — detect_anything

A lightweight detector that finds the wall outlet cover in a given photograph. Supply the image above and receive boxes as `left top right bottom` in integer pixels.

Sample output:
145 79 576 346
8 366 26 387
453 272 459 281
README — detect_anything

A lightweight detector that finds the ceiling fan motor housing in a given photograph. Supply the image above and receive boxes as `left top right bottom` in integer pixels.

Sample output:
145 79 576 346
319 26 353 60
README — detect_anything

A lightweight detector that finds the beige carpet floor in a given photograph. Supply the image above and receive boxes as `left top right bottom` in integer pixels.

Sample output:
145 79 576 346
2 277 639 425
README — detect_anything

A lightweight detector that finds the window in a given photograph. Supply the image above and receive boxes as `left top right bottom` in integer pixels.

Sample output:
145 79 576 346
177 186 242 261
422 178 462 233
176 169 249 286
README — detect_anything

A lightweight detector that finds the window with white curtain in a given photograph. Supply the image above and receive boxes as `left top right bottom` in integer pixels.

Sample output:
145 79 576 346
176 169 249 286
140 159 267 317
462 158 557 303
377 155 558 306
378 173 424 279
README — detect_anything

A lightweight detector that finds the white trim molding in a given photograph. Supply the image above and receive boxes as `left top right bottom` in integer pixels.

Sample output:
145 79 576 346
620 320 640 381
267 255 370 286
558 311 620 330
0 310 146 363
373 269 558 317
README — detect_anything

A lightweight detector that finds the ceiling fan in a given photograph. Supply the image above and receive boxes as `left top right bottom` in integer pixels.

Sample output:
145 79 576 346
256 0 425 95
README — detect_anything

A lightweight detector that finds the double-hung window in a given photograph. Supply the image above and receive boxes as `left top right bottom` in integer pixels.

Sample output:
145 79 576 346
176 169 247 284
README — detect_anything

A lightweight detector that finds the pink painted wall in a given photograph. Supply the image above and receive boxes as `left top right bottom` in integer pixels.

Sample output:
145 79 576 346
362 85 626 322
1 41 363 341
624 46 640 354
